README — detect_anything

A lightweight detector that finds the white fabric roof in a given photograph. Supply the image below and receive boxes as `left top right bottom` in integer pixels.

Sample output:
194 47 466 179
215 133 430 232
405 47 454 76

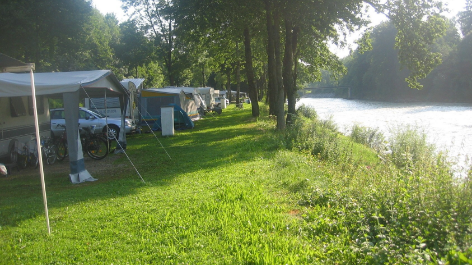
0 70 126 98
145 88 185 95
121 78 145 90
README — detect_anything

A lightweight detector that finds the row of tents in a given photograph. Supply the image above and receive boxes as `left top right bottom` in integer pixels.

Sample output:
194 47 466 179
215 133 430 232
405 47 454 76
0 53 247 234
0 53 235 182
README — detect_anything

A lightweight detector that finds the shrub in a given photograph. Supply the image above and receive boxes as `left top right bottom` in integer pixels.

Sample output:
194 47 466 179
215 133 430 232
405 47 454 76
350 123 386 153
285 106 344 163
387 125 453 175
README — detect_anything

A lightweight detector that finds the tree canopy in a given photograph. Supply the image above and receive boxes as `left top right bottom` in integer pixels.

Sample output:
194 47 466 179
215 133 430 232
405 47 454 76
2 0 467 124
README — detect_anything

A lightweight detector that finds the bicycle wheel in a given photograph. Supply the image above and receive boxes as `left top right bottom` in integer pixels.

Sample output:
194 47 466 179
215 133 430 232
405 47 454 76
86 137 108 160
18 154 28 169
32 153 39 168
56 140 68 161
45 146 57 165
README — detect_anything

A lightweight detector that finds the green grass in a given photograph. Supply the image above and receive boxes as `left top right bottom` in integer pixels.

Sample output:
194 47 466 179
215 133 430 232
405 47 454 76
1 104 471 264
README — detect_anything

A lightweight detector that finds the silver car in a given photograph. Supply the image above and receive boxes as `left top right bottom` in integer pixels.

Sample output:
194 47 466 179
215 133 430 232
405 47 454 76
50 107 136 140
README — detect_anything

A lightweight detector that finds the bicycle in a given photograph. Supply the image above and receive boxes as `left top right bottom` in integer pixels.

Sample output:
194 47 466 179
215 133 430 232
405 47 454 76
54 124 109 160
54 125 68 161
17 136 57 168
17 140 38 169
80 126 109 160
40 136 57 165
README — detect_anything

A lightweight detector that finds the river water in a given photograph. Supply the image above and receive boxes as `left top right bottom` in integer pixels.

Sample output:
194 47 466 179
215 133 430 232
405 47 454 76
297 98 472 174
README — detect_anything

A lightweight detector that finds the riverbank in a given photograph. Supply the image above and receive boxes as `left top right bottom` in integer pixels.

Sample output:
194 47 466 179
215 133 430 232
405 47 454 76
1 104 471 263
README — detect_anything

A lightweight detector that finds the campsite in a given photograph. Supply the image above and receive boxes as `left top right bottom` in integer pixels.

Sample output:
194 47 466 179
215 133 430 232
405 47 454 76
1 0 472 262
1 103 471 263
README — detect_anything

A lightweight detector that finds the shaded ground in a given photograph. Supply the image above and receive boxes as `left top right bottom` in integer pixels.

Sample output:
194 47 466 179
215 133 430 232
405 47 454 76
1 152 123 179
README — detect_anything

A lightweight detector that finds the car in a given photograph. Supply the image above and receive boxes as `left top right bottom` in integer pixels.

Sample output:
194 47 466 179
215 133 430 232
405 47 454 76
50 107 136 140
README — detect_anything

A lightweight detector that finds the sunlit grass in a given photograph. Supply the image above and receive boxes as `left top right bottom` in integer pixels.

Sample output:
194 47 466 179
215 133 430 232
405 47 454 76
0 103 470 264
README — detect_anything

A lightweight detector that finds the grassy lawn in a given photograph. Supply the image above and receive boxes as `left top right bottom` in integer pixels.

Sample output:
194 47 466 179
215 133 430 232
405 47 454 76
1 104 471 264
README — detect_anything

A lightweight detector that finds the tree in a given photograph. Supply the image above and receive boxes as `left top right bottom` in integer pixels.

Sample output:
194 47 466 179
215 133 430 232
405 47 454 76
341 19 462 102
173 0 265 117
0 0 95 71
122 0 448 130
123 0 190 86
115 20 153 76
459 0 472 36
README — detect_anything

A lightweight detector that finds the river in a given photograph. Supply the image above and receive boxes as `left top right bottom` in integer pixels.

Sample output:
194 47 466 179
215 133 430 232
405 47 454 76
297 98 472 174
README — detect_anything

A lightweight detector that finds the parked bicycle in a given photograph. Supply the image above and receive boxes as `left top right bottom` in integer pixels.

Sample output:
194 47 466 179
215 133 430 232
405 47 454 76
17 136 57 168
54 124 109 160
41 136 57 165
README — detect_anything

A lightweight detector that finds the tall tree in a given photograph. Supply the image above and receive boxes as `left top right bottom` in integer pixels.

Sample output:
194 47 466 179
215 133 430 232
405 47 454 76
459 0 472 36
0 0 95 71
124 0 448 130
123 0 189 86
115 20 153 76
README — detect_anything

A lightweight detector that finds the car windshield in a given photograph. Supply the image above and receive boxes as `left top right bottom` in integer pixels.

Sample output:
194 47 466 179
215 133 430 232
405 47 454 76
87 109 106 118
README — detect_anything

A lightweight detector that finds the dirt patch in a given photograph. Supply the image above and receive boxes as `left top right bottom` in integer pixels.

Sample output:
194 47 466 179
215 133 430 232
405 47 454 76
2 153 124 178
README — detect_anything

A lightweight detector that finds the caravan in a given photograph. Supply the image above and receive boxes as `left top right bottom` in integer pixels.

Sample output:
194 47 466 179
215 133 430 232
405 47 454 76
0 95 51 162
84 78 143 127
140 88 200 119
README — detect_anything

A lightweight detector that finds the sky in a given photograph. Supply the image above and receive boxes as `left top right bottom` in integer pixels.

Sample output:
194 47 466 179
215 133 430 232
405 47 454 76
92 0 467 57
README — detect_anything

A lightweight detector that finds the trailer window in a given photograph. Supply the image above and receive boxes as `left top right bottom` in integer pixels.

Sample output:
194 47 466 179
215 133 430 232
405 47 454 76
28 96 45 115
10 97 27 117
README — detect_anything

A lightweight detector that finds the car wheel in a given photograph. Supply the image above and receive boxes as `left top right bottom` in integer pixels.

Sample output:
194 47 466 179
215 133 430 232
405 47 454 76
104 125 120 141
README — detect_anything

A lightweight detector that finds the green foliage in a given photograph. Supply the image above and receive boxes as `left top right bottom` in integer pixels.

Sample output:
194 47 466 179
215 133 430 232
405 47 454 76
350 123 386 153
459 0 472 36
136 61 165 88
341 18 471 103
114 20 154 73
284 106 471 263
283 105 346 163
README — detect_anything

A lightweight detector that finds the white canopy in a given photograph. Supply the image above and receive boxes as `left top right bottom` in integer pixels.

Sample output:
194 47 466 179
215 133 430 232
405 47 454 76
0 70 128 184
0 70 125 98
121 78 145 90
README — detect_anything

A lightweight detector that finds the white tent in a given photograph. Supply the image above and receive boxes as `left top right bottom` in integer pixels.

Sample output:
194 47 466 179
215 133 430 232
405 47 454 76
0 70 128 184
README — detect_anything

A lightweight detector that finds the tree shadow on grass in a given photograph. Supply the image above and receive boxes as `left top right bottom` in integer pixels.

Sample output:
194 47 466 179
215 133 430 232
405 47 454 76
0 106 281 228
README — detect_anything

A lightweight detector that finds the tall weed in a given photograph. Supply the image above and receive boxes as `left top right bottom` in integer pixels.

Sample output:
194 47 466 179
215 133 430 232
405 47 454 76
290 106 471 263
388 125 453 175
350 123 386 153
284 106 345 163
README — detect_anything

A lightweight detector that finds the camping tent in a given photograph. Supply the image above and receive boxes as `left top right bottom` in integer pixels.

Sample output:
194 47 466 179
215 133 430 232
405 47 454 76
196 87 215 107
140 88 200 123
0 70 128 183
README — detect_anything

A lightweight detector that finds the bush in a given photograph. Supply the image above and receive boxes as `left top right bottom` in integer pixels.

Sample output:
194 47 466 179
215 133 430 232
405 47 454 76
288 107 471 263
285 106 344 163
350 123 386 153
387 125 452 175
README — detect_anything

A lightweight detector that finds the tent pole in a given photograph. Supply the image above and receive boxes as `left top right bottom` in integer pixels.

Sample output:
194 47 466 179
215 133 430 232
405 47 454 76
30 69 51 234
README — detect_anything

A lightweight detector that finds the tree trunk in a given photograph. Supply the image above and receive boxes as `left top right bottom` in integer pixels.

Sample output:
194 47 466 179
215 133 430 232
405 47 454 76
283 16 295 125
290 26 300 118
202 64 205 87
243 26 260 117
236 43 241 105
226 67 232 103
168 20 175 86
265 0 277 116
274 9 285 130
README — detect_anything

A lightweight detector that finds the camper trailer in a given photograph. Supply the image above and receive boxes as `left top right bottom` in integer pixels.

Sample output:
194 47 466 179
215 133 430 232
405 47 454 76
84 78 144 126
139 88 201 124
197 87 216 108
0 95 51 162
